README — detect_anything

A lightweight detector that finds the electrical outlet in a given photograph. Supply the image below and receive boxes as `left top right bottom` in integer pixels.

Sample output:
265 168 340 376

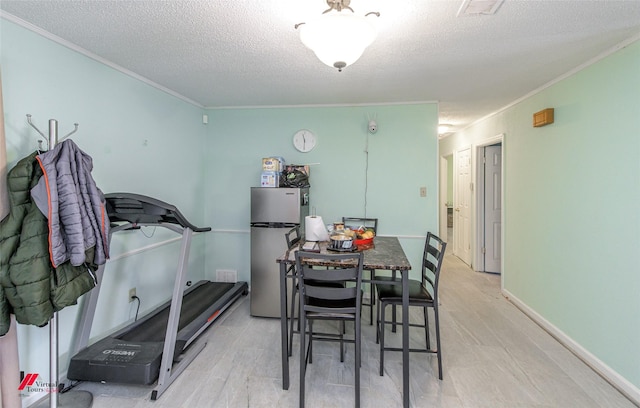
128 287 136 302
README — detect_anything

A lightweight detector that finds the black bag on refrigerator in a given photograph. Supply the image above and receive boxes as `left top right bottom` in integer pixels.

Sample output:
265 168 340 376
281 165 310 188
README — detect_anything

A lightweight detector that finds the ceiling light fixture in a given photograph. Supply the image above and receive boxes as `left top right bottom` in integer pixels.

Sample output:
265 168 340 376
296 0 380 72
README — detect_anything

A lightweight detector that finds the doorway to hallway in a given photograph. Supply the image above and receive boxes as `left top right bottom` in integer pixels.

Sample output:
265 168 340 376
440 134 504 274
439 154 454 246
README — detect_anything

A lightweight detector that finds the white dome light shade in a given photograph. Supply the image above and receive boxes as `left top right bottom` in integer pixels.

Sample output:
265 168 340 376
299 12 377 71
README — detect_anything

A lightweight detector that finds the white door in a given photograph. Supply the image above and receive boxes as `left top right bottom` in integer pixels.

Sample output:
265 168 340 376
483 145 502 273
454 147 472 265
439 157 448 238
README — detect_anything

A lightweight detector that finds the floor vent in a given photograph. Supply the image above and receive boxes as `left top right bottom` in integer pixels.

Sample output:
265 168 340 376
216 269 238 283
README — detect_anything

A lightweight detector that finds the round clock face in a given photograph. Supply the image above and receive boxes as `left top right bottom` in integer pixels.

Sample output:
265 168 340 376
293 129 316 153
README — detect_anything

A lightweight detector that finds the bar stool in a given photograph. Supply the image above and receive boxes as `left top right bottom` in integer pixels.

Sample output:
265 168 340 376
376 232 447 379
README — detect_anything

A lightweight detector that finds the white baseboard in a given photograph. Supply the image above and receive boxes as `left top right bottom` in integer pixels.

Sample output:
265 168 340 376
503 289 640 407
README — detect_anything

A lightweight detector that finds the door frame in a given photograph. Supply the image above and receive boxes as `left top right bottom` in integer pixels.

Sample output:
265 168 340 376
475 134 504 279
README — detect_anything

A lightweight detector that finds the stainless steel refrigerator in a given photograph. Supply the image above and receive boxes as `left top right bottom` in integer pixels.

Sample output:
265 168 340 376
250 187 309 317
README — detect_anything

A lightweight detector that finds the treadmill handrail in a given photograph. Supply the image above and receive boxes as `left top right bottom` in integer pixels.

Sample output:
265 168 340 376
105 192 211 233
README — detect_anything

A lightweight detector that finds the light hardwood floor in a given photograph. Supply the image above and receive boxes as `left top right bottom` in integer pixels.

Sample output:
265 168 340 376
70 254 636 408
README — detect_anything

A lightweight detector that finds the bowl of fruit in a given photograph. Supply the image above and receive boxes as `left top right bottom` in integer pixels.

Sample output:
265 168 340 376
353 227 375 246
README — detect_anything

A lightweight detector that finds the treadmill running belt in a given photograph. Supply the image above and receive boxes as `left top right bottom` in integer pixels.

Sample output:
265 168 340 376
120 282 234 343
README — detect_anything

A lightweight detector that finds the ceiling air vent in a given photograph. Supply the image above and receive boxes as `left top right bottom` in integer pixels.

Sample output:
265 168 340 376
457 0 505 16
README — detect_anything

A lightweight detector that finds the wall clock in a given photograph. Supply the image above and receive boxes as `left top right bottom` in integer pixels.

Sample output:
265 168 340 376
293 129 316 153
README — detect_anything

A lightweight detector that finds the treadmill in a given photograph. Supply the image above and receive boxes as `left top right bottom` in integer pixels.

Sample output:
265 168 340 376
67 193 248 400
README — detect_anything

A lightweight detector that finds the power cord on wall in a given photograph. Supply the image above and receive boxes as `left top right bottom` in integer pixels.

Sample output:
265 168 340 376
364 131 370 217
131 295 141 321
140 226 156 238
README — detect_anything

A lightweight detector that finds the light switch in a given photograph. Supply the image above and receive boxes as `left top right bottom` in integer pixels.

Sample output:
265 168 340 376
420 187 427 197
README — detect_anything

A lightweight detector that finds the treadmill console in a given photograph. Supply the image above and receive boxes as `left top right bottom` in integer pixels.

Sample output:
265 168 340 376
105 193 211 232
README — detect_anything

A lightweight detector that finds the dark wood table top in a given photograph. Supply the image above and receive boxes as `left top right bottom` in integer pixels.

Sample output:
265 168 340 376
277 236 411 271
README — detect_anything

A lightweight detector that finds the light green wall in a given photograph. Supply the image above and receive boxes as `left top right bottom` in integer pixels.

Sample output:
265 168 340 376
1 19 208 387
440 40 640 390
204 104 439 283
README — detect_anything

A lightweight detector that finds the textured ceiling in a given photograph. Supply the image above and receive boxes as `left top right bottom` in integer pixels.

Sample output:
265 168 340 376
1 0 640 134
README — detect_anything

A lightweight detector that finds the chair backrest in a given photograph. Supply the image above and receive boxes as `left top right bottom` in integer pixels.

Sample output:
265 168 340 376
285 225 301 249
342 217 378 233
422 232 447 301
295 251 364 316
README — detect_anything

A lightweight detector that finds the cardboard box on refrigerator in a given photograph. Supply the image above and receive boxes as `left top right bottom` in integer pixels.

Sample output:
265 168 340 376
262 157 285 172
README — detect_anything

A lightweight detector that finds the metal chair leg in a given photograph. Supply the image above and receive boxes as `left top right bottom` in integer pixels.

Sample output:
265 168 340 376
379 301 386 376
368 269 375 325
288 279 298 357
424 307 430 349
339 321 345 362
434 305 443 380
308 320 314 364
299 312 306 408
375 294 381 344
355 315 361 408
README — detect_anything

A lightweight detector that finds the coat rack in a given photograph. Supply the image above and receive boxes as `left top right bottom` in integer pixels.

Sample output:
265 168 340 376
27 115 92 408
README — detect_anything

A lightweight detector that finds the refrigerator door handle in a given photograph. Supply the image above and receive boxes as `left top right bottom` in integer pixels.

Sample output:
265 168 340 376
251 222 298 229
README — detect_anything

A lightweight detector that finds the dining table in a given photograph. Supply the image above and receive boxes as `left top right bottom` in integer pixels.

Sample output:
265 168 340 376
276 236 413 408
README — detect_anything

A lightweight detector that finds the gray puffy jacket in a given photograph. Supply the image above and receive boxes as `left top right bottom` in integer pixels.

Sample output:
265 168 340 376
31 139 110 267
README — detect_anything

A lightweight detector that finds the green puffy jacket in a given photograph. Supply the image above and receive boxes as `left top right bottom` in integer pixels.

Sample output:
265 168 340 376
0 152 97 336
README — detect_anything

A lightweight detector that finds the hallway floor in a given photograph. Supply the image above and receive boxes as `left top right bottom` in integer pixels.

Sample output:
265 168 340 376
67 254 635 408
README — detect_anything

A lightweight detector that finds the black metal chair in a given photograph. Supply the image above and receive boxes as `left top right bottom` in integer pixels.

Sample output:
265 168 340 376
296 251 364 408
342 217 378 325
285 226 344 357
285 226 301 356
375 232 447 379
